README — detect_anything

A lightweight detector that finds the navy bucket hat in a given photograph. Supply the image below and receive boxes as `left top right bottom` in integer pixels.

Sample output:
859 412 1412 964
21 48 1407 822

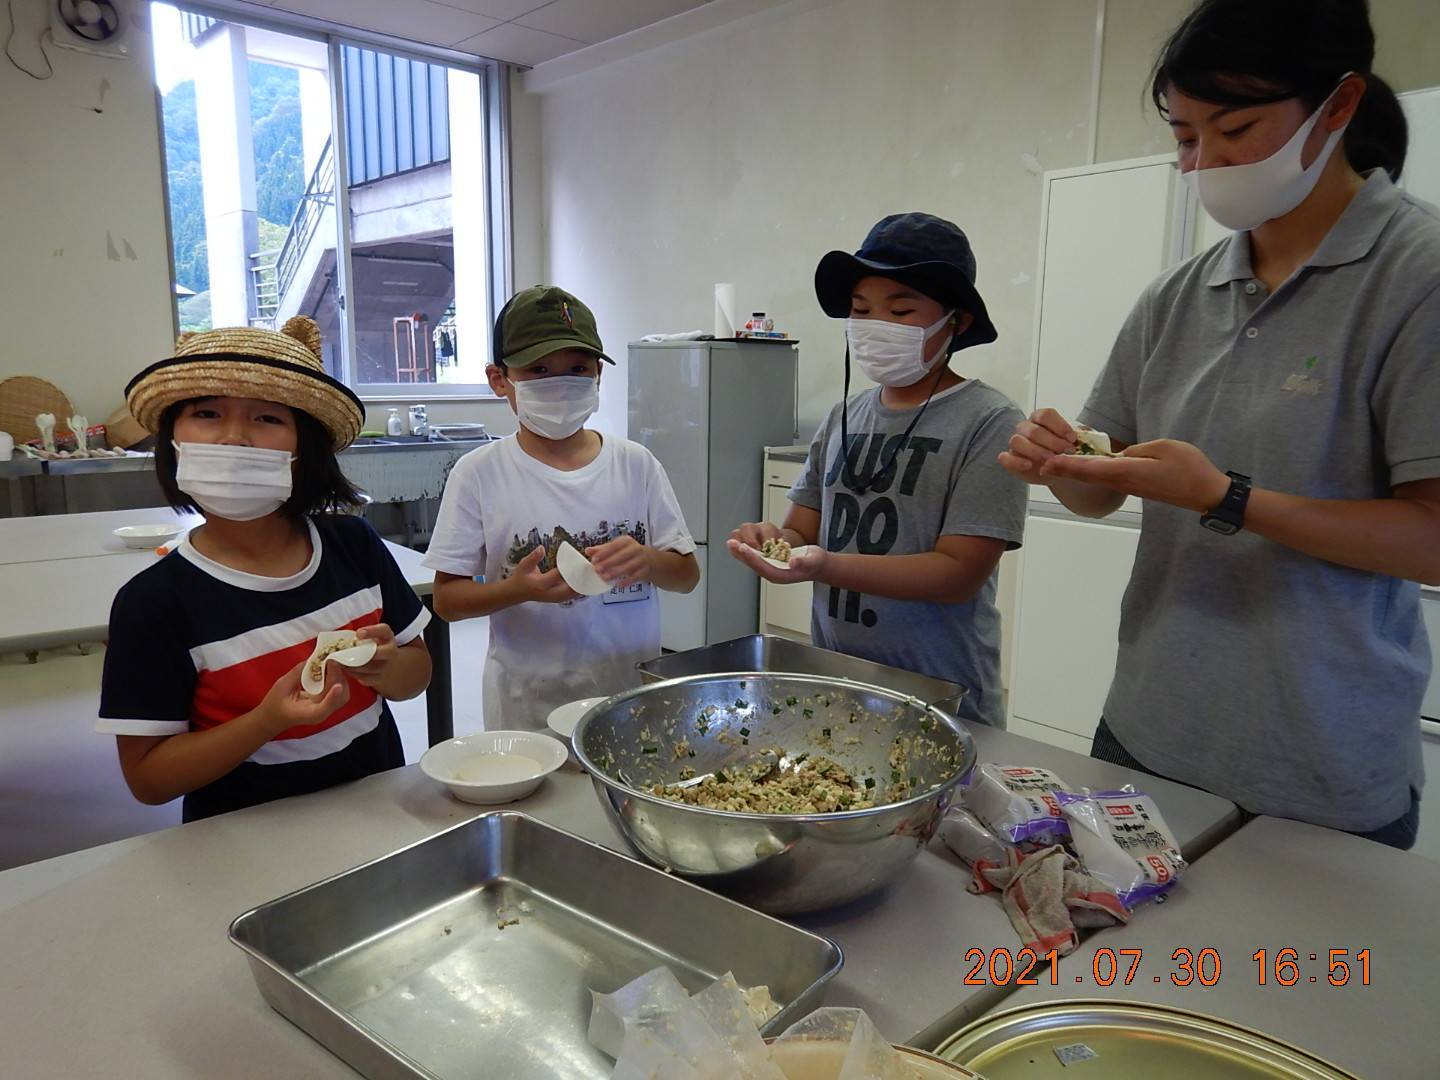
814 212 999 351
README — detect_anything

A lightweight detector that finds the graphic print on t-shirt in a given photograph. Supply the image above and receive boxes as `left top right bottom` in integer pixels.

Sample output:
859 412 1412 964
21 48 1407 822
502 518 651 605
821 432 944 630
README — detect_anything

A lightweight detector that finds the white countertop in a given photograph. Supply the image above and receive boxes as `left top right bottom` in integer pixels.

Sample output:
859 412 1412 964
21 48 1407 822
0 508 433 654
978 815 1440 1078
0 507 202 565
0 717 1242 1076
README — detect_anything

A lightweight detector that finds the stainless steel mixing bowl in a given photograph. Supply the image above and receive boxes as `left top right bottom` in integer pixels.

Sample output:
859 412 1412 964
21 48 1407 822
573 672 976 914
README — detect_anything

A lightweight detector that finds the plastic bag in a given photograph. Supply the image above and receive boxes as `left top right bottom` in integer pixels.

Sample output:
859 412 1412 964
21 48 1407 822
963 764 1070 848
1058 789 1186 908
937 807 1013 893
591 967 784 1080
769 1008 915 1080
588 966 693 1061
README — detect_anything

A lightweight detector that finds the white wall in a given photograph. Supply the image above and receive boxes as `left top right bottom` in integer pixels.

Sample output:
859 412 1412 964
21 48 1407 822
0 0 175 427
1096 0 1440 162
532 0 1099 438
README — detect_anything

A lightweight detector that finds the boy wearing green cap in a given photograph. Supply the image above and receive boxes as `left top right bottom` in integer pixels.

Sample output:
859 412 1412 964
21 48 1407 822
425 286 699 730
729 214 1027 727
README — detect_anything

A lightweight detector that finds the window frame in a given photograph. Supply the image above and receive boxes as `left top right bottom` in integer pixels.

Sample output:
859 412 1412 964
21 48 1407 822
156 1 512 400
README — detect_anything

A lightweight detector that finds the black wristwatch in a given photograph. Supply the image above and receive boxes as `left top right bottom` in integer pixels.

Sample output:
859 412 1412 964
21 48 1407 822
1200 471 1252 535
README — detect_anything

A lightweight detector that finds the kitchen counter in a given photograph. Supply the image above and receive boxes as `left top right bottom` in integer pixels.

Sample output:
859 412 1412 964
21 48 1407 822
0 717 1241 1077
766 443 812 464
0 452 43 479
5 436 491 472
1 437 493 517
976 815 1440 1078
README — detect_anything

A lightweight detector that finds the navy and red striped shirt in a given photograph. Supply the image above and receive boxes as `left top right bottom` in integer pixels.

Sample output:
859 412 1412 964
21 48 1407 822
99 514 429 821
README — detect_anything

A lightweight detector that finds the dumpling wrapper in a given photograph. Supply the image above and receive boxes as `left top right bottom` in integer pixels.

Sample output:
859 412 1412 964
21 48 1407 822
556 540 612 596
301 630 378 695
760 544 818 570
1071 425 1120 457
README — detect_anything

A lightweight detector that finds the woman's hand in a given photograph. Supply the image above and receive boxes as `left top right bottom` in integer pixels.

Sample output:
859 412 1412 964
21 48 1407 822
587 535 654 589
259 660 350 735
998 408 1081 481
726 538 828 584
1040 438 1231 513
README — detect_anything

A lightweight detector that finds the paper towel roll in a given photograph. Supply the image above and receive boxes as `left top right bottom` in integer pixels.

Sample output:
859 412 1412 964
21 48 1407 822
713 283 737 339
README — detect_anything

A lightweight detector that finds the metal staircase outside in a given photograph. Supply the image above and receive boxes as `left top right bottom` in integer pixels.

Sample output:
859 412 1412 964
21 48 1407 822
248 135 335 328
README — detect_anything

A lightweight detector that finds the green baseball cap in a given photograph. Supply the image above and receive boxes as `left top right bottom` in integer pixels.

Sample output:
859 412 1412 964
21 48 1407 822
492 285 614 369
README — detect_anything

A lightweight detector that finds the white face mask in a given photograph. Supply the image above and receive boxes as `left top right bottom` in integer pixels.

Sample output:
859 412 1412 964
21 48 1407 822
845 310 954 388
173 441 294 521
512 375 599 440
1183 81 1351 232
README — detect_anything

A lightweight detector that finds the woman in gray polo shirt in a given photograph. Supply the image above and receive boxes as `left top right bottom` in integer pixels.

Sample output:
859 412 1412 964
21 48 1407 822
1001 0 1439 849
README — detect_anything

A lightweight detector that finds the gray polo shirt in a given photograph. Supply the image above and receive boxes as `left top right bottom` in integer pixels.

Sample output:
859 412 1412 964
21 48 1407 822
1080 171 1440 832
790 380 1027 728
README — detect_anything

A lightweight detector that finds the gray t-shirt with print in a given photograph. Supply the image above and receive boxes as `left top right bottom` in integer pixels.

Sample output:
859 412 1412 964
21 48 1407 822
789 380 1027 727
1080 172 1440 832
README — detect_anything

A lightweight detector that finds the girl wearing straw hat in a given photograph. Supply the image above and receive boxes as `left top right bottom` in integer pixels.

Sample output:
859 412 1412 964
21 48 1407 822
96 317 433 821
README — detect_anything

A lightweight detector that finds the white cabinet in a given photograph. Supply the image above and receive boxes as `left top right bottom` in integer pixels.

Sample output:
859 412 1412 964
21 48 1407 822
1008 153 1213 751
1400 87 1440 210
1033 160 1177 433
1009 514 1140 747
1422 590 1440 722
758 454 813 640
1030 156 1181 514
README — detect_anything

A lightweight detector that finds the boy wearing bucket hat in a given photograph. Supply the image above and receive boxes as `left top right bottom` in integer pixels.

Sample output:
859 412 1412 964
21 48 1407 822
424 286 699 730
729 214 1027 727
97 317 433 821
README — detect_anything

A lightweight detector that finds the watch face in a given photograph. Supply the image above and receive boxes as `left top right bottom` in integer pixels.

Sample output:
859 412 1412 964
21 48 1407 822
1201 514 1240 536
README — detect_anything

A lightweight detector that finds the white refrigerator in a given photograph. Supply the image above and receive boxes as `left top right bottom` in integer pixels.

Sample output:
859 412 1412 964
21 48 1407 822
628 339 799 650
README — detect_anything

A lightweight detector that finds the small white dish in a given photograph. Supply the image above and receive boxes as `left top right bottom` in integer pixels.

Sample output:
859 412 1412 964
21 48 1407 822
420 731 567 805
113 523 184 550
556 541 611 596
546 696 606 746
300 630 378 695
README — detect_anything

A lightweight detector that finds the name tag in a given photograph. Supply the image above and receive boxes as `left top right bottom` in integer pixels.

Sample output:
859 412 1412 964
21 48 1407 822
601 582 650 606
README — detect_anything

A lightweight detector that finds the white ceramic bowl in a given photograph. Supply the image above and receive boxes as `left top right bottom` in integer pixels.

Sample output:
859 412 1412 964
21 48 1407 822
113 523 184 550
420 731 567 805
546 696 607 746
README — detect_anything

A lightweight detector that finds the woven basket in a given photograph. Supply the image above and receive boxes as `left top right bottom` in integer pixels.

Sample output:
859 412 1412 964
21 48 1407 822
0 377 75 443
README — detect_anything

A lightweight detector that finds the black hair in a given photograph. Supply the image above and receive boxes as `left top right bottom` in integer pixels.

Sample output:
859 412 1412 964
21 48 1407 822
155 399 363 519
1151 0 1407 181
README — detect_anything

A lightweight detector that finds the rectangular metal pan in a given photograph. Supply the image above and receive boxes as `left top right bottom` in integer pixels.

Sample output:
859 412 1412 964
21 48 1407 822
230 812 843 1079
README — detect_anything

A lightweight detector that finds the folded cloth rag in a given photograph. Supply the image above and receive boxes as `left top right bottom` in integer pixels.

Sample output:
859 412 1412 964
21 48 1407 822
975 844 1129 956
639 331 711 342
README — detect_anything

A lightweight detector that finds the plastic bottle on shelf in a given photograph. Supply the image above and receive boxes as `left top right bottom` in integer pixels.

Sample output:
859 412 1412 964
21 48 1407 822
385 409 404 436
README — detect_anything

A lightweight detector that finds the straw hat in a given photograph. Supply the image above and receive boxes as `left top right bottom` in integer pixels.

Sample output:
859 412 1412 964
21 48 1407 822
125 317 365 450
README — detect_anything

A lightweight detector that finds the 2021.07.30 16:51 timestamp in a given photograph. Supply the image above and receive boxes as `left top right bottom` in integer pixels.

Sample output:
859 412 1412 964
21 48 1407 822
961 947 1373 988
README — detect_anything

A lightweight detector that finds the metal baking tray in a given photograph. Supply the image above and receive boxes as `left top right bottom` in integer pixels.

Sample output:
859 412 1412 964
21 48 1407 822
230 812 843 1079
638 634 967 716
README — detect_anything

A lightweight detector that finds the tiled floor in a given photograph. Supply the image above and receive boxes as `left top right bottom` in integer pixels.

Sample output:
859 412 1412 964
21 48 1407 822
0 618 491 871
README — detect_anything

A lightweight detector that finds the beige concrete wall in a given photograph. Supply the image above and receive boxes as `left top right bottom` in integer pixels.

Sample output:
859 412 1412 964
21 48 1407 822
1097 0 1440 163
0 1 175 427
533 0 1098 439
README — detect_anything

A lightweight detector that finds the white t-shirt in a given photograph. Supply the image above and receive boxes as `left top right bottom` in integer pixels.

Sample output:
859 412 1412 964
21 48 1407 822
424 433 695 729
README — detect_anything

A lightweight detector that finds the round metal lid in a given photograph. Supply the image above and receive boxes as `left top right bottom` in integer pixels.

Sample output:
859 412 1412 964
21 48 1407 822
933 1001 1359 1079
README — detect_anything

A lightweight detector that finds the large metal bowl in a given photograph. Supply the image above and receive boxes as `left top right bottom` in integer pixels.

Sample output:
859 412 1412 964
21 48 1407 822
573 672 976 914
